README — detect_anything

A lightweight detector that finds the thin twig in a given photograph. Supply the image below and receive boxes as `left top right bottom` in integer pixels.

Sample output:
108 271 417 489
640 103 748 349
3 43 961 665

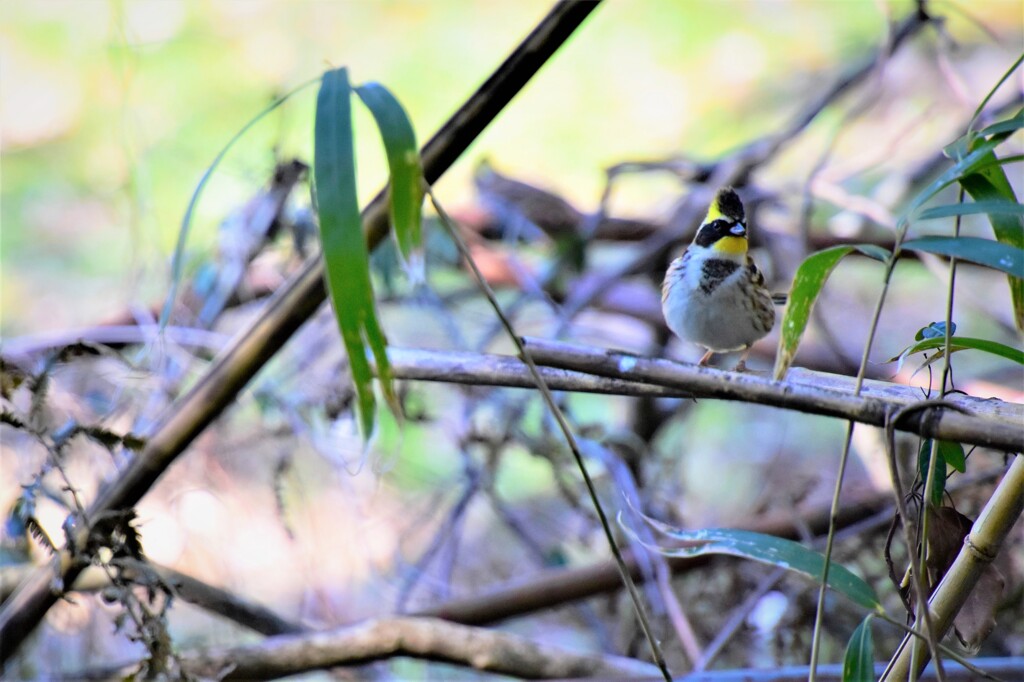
428 187 673 680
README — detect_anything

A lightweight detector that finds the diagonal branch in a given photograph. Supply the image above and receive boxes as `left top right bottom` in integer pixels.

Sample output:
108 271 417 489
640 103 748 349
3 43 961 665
0 0 604 663
0 560 304 637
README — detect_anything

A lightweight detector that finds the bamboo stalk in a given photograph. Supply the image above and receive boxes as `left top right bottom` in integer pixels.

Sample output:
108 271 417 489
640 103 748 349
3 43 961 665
881 455 1024 681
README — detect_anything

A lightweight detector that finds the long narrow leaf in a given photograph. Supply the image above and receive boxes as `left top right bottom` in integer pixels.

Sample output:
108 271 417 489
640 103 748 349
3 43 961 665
774 244 887 380
315 67 391 438
917 200 1024 221
890 335 1024 366
900 136 1004 225
355 83 425 283
968 50 1023 133
977 107 1024 138
959 168 1024 330
901 236 1023 278
843 615 875 682
919 439 948 505
625 520 881 611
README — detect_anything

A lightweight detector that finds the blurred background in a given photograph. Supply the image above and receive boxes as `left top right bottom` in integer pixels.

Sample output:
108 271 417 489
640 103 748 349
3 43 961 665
2 0 1023 678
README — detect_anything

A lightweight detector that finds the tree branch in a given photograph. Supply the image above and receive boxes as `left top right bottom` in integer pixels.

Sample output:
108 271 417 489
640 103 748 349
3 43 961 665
379 341 1024 452
80 617 661 680
0 559 304 637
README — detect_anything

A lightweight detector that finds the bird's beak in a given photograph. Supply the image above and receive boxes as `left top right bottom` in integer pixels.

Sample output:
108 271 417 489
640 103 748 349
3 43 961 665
729 223 747 237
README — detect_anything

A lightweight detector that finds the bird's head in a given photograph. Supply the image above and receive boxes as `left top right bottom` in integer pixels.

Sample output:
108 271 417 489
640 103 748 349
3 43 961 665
693 187 748 258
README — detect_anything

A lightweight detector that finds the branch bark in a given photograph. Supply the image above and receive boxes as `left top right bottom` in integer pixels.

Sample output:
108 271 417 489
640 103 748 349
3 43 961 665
379 341 1024 452
88 617 661 680
0 560 304 637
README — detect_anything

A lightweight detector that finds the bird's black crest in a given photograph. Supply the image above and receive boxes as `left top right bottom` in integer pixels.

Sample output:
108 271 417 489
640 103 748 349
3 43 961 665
714 187 745 222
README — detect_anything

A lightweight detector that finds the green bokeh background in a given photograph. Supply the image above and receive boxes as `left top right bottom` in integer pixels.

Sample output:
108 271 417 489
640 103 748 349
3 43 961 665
8 0 1018 335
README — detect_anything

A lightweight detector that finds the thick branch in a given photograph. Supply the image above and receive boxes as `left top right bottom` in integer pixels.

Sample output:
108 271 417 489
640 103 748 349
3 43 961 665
94 617 661 680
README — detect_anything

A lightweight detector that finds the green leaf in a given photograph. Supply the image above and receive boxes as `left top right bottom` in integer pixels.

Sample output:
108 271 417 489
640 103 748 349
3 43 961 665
842 615 875 682
851 243 891 262
959 168 1024 331
901 236 1023 278
900 136 1005 225
627 520 881 611
943 440 967 473
977 107 1024 138
919 439 948 505
967 50 1023 134
774 244 887 380
315 67 396 438
917 440 966 504
890 335 1024 366
917 200 1024 221
355 82 425 282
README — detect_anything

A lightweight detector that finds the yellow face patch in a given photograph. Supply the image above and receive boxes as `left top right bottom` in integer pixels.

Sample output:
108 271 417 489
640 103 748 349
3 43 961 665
705 202 725 223
712 235 748 255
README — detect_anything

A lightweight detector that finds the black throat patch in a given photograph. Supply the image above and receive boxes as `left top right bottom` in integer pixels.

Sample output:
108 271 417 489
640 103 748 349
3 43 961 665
700 259 740 295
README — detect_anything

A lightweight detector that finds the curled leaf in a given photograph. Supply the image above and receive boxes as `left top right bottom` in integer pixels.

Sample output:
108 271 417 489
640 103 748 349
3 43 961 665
355 82 425 283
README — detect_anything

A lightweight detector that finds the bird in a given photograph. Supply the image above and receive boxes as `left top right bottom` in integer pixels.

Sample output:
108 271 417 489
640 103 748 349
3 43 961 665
661 187 776 371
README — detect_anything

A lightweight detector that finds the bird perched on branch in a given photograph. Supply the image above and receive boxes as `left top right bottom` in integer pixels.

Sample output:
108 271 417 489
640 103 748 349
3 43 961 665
661 187 776 371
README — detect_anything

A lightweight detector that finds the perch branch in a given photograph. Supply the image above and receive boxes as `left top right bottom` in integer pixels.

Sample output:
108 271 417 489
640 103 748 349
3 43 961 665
378 342 1024 452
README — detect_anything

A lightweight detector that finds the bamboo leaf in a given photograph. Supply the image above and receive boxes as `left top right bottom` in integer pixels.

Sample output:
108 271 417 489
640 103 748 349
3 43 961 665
917 200 1024 221
315 67 395 438
355 82 425 283
889 335 1024 366
901 236 1024 278
919 440 948 505
774 245 887 380
967 50 1023 134
958 168 1024 331
900 136 1004 225
842 615 875 682
976 107 1024 138
627 519 881 611
943 440 967 473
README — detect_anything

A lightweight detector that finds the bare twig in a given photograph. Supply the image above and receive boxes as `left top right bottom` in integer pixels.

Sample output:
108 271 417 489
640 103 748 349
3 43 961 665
429 188 673 679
